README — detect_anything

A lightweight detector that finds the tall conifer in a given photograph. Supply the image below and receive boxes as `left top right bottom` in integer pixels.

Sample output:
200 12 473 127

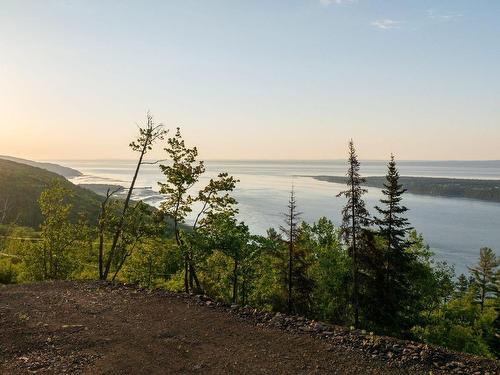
374 154 413 330
280 186 301 314
337 140 370 328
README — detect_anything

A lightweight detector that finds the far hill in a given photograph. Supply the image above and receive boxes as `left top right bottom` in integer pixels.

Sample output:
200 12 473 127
313 175 500 203
0 155 81 178
0 159 101 228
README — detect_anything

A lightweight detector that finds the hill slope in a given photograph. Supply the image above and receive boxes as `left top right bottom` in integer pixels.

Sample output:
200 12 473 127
0 155 81 178
0 281 497 374
0 159 102 228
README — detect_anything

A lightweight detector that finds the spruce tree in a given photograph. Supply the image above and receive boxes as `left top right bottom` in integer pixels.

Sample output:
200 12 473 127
468 247 498 312
374 154 413 330
337 140 370 328
280 186 301 314
375 154 411 259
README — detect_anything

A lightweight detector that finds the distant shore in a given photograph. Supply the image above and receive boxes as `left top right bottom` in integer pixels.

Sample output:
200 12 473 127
310 176 500 203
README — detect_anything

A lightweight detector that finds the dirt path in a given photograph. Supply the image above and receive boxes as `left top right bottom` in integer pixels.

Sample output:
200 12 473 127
0 282 496 374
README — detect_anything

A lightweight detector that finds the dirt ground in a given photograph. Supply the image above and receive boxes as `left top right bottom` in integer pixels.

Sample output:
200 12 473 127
0 281 496 374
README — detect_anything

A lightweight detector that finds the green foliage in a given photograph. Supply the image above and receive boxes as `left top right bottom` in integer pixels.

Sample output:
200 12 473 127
158 127 238 293
412 290 497 358
122 239 169 288
21 183 91 281
468 247 498 311
0 257 20 284
303 218 351 323
198 250 234 302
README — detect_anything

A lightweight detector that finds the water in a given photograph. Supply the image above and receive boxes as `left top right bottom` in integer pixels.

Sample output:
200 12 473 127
52 159 500 276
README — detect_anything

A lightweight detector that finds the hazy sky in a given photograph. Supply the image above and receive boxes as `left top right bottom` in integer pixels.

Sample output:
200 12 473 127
1 1 499 160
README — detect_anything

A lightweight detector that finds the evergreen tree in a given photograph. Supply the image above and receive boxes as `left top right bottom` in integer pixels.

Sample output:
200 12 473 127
374 154 413 330
280 186 301 314
455 274 473 297
337 140 371 328
468 247 498 311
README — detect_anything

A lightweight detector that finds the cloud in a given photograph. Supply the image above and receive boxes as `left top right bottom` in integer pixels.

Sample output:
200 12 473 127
320 0 357 6
426 9 462 21
370 19 401 30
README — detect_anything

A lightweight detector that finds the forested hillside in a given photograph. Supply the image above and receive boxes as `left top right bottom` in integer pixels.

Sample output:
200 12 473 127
0 159 101 227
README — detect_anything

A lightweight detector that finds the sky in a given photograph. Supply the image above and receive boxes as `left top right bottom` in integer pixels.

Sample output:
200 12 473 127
0 0 499 161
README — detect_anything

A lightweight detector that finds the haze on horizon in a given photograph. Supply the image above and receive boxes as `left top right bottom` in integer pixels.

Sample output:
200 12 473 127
1 1 499 161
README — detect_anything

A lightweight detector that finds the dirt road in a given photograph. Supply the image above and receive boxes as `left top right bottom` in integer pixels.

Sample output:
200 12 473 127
0 281 497 374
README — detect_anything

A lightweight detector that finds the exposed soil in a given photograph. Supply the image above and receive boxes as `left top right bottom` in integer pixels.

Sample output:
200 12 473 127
0 281 498 374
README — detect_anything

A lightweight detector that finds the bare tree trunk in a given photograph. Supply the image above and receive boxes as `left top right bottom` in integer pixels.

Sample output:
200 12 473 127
351 177 360 329
103 140 149 280
147 256 152 287
111 250 130 282
287 200 294 314
189 264 194 290
184 258 189 293
288 233 293 314
189 260 202 293
98 201 106 280
232 259 238 303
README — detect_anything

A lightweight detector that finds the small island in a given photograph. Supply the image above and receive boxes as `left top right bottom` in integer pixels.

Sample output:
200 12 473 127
312 175 500 203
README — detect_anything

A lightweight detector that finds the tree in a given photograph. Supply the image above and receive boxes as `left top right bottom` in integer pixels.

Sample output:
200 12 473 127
0 197 9 224
280 186 301 314
97 187 121 279
203 214 254 303
374 154 413 330
25 183 88 280
303 218 351 323
337 139 371 328
159 127 238 293
100 112 166 280
469 247 499 312
110 201 161 281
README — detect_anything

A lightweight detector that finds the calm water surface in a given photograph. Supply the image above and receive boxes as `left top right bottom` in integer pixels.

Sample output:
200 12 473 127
52 159 500 275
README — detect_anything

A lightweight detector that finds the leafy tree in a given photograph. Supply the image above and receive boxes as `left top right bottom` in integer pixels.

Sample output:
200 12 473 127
412 289 497 358
159 127 238 293
247 229 287 311
123 237 171 288
110 201 161 281
393 231 456 341
302 218 350 323
24 184 89 280
337 139 371 328
468 247 498 312
203 214 251 303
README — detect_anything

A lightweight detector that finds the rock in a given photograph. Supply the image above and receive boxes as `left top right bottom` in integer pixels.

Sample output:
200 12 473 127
313 322 329 332
299 325 313 332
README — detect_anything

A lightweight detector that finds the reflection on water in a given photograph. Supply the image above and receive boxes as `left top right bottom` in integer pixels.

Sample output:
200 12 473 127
54 159 500 276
